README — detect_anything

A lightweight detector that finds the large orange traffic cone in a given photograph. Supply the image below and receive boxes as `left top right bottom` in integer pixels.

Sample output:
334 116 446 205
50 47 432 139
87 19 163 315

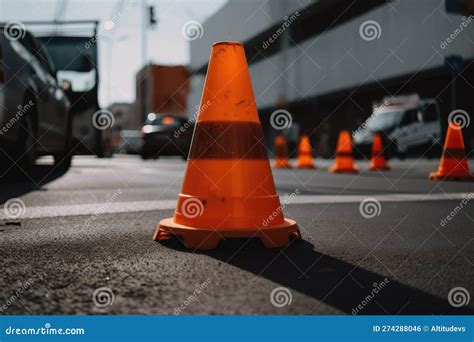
296 135 315 169
329 130 359 173
429 122 474 181
369 134 390 171
274 135 291 169
153 42 300 249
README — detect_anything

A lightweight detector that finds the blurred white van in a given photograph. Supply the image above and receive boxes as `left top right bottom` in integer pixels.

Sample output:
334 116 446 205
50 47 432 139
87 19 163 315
353 94 441 159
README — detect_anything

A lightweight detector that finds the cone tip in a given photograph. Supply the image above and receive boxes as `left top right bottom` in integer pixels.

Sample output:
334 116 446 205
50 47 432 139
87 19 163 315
213 41 243 47
448 121 462 130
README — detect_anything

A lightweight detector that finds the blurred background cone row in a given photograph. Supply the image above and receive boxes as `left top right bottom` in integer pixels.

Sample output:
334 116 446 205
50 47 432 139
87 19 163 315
328 130 359 173
369 134 390 171
273 134 291 169
296 135 315 169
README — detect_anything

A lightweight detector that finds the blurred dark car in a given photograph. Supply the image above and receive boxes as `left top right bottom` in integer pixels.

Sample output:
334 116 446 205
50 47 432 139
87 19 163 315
140 113 193 159
119 130 143 155
0 24 72 174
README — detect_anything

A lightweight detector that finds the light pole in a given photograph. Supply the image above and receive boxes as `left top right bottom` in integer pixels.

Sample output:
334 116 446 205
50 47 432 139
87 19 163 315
141 2 157 118
101 35 128 106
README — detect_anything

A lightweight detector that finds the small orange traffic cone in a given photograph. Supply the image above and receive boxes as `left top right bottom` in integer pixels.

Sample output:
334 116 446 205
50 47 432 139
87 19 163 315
296 135 315 169
429 122 474 181
153 42 300 249
329 130 359 173
274 135 291 169
369 134 390 171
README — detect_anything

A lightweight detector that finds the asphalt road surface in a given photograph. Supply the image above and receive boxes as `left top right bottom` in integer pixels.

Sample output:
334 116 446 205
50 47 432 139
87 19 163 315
1 155 473 315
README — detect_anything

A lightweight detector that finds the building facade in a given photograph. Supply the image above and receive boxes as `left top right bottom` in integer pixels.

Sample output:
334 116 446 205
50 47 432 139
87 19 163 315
189 0 474 155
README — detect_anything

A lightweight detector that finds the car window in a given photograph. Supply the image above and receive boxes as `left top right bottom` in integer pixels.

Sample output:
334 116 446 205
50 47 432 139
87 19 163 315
9 40 49 83
18 33 37 57
399 109 418 127
365 110 403 132
18 33 54 76
31 38 55 76
35 45 55 75
422 103 438 122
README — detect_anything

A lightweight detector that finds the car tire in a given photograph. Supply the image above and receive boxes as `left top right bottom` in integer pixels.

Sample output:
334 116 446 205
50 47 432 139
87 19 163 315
54 153 72 172
54 110 73 172
392 140 406 160
15 109 37 175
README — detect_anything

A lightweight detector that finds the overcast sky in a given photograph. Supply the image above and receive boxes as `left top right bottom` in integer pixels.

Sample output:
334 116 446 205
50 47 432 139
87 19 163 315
0 0 227 107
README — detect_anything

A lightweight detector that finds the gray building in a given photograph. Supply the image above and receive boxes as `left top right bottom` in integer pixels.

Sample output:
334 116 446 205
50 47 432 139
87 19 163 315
189 0 474 155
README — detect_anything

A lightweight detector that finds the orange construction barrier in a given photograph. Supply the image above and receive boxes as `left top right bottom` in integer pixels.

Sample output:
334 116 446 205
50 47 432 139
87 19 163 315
369 134 390 171
296 135 315 169
153 42 301 249
329 130 359 173
429 122 474 181
274 135 291 169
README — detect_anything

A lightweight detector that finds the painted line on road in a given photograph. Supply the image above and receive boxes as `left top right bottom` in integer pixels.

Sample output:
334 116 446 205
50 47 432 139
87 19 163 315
0 193 472 220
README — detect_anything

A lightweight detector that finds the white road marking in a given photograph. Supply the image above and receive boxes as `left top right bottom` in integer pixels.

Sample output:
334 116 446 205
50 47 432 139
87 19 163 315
0 200 176 220
0 192 472 220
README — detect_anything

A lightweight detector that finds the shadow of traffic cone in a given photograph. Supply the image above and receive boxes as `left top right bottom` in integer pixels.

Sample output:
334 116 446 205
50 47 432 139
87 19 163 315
369 134 390 171
429 122 474 181
274 135 291 169
296 135 315 169
153 42 301 249
328 130 359 173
